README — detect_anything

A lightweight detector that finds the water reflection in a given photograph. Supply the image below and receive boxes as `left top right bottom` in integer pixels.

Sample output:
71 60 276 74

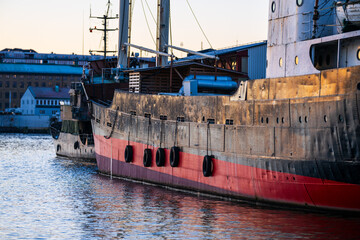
0 134 359 240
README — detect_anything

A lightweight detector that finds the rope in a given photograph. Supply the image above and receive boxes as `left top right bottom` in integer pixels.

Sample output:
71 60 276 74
147 116 151 148
206 122 212 156
185 0 213 49
141 0 156 46
104 110 118 139
128 114 132 145
174 120 178 146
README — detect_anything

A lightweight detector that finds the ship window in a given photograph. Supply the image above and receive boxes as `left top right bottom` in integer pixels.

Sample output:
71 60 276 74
160 115 167 121
177 117 185 122
279 58 283 67
357 49 360 61
207 119 215 124
225 119 234 125
295 56 299 65
271 1 276 12
296 0 303 7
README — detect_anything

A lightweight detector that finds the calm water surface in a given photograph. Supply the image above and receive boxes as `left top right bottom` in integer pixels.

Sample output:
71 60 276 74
0 134 359 239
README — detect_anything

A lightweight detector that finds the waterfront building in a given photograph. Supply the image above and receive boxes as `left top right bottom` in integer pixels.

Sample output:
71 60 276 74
0 48 102 111
20 86 70 117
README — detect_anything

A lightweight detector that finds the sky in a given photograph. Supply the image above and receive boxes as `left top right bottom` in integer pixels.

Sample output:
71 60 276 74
0 0 269 58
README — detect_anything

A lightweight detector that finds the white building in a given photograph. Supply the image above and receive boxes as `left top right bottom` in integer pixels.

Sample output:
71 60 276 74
20 86 70 117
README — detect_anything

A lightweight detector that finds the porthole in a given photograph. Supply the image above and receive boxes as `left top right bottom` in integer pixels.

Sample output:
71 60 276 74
357 49 360 61
299 116 302 123
266 118 269 124
276 117 279 124
324 115 328 123
261 117 264 124
296 0 303 7
271 1 276 12
279 58 283 67
295 56 299 65
282 117 285 124
305 116 308 123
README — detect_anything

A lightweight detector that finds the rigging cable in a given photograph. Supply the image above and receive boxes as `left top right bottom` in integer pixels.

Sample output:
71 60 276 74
185 0 213 49
169 3 173 55
140 0 156 46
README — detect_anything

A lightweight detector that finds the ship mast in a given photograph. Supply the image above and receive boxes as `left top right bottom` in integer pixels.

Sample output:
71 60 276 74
118 0 130 68
89 0 119 59
156 0 170 66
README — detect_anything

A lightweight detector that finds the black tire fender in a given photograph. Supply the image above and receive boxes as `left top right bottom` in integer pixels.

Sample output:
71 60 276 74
143 148 152 167
203 155 213 177
170 146 180 167
156 148 165 167
125 145 133 163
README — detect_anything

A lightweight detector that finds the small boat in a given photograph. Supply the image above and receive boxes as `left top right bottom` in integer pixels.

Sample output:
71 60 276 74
50 82 95 161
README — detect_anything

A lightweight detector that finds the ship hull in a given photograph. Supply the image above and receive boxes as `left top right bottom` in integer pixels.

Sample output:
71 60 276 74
92 123 360 212
53 132 96 161
90 65 360 212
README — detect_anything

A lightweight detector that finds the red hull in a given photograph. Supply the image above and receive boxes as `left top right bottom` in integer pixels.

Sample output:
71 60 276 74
94 134 360 212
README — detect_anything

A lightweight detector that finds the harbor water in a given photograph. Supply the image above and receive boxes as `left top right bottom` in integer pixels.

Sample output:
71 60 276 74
1 134 359 239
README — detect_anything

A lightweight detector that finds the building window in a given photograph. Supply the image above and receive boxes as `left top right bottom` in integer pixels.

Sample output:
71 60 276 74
5 92 9 99
13 93 17 99
0 81 2 87
12 82 17 88
295 56 299 65
42 82 46 87
35 82 39 87
27 82 32 87
27 100 29 104
279 58 283 67
5 103 9 108
31 100 33 104
37 100 39 105
6 81 9 88
20 82 24 88
39 110 45 114
22 100 25 105
12 75 16 79
52 110 57 114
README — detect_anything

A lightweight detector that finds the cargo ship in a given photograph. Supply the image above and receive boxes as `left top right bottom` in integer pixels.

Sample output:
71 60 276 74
90 0 360 212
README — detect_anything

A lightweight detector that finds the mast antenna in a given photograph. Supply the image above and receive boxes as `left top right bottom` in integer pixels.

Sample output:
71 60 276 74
89 0 119 59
